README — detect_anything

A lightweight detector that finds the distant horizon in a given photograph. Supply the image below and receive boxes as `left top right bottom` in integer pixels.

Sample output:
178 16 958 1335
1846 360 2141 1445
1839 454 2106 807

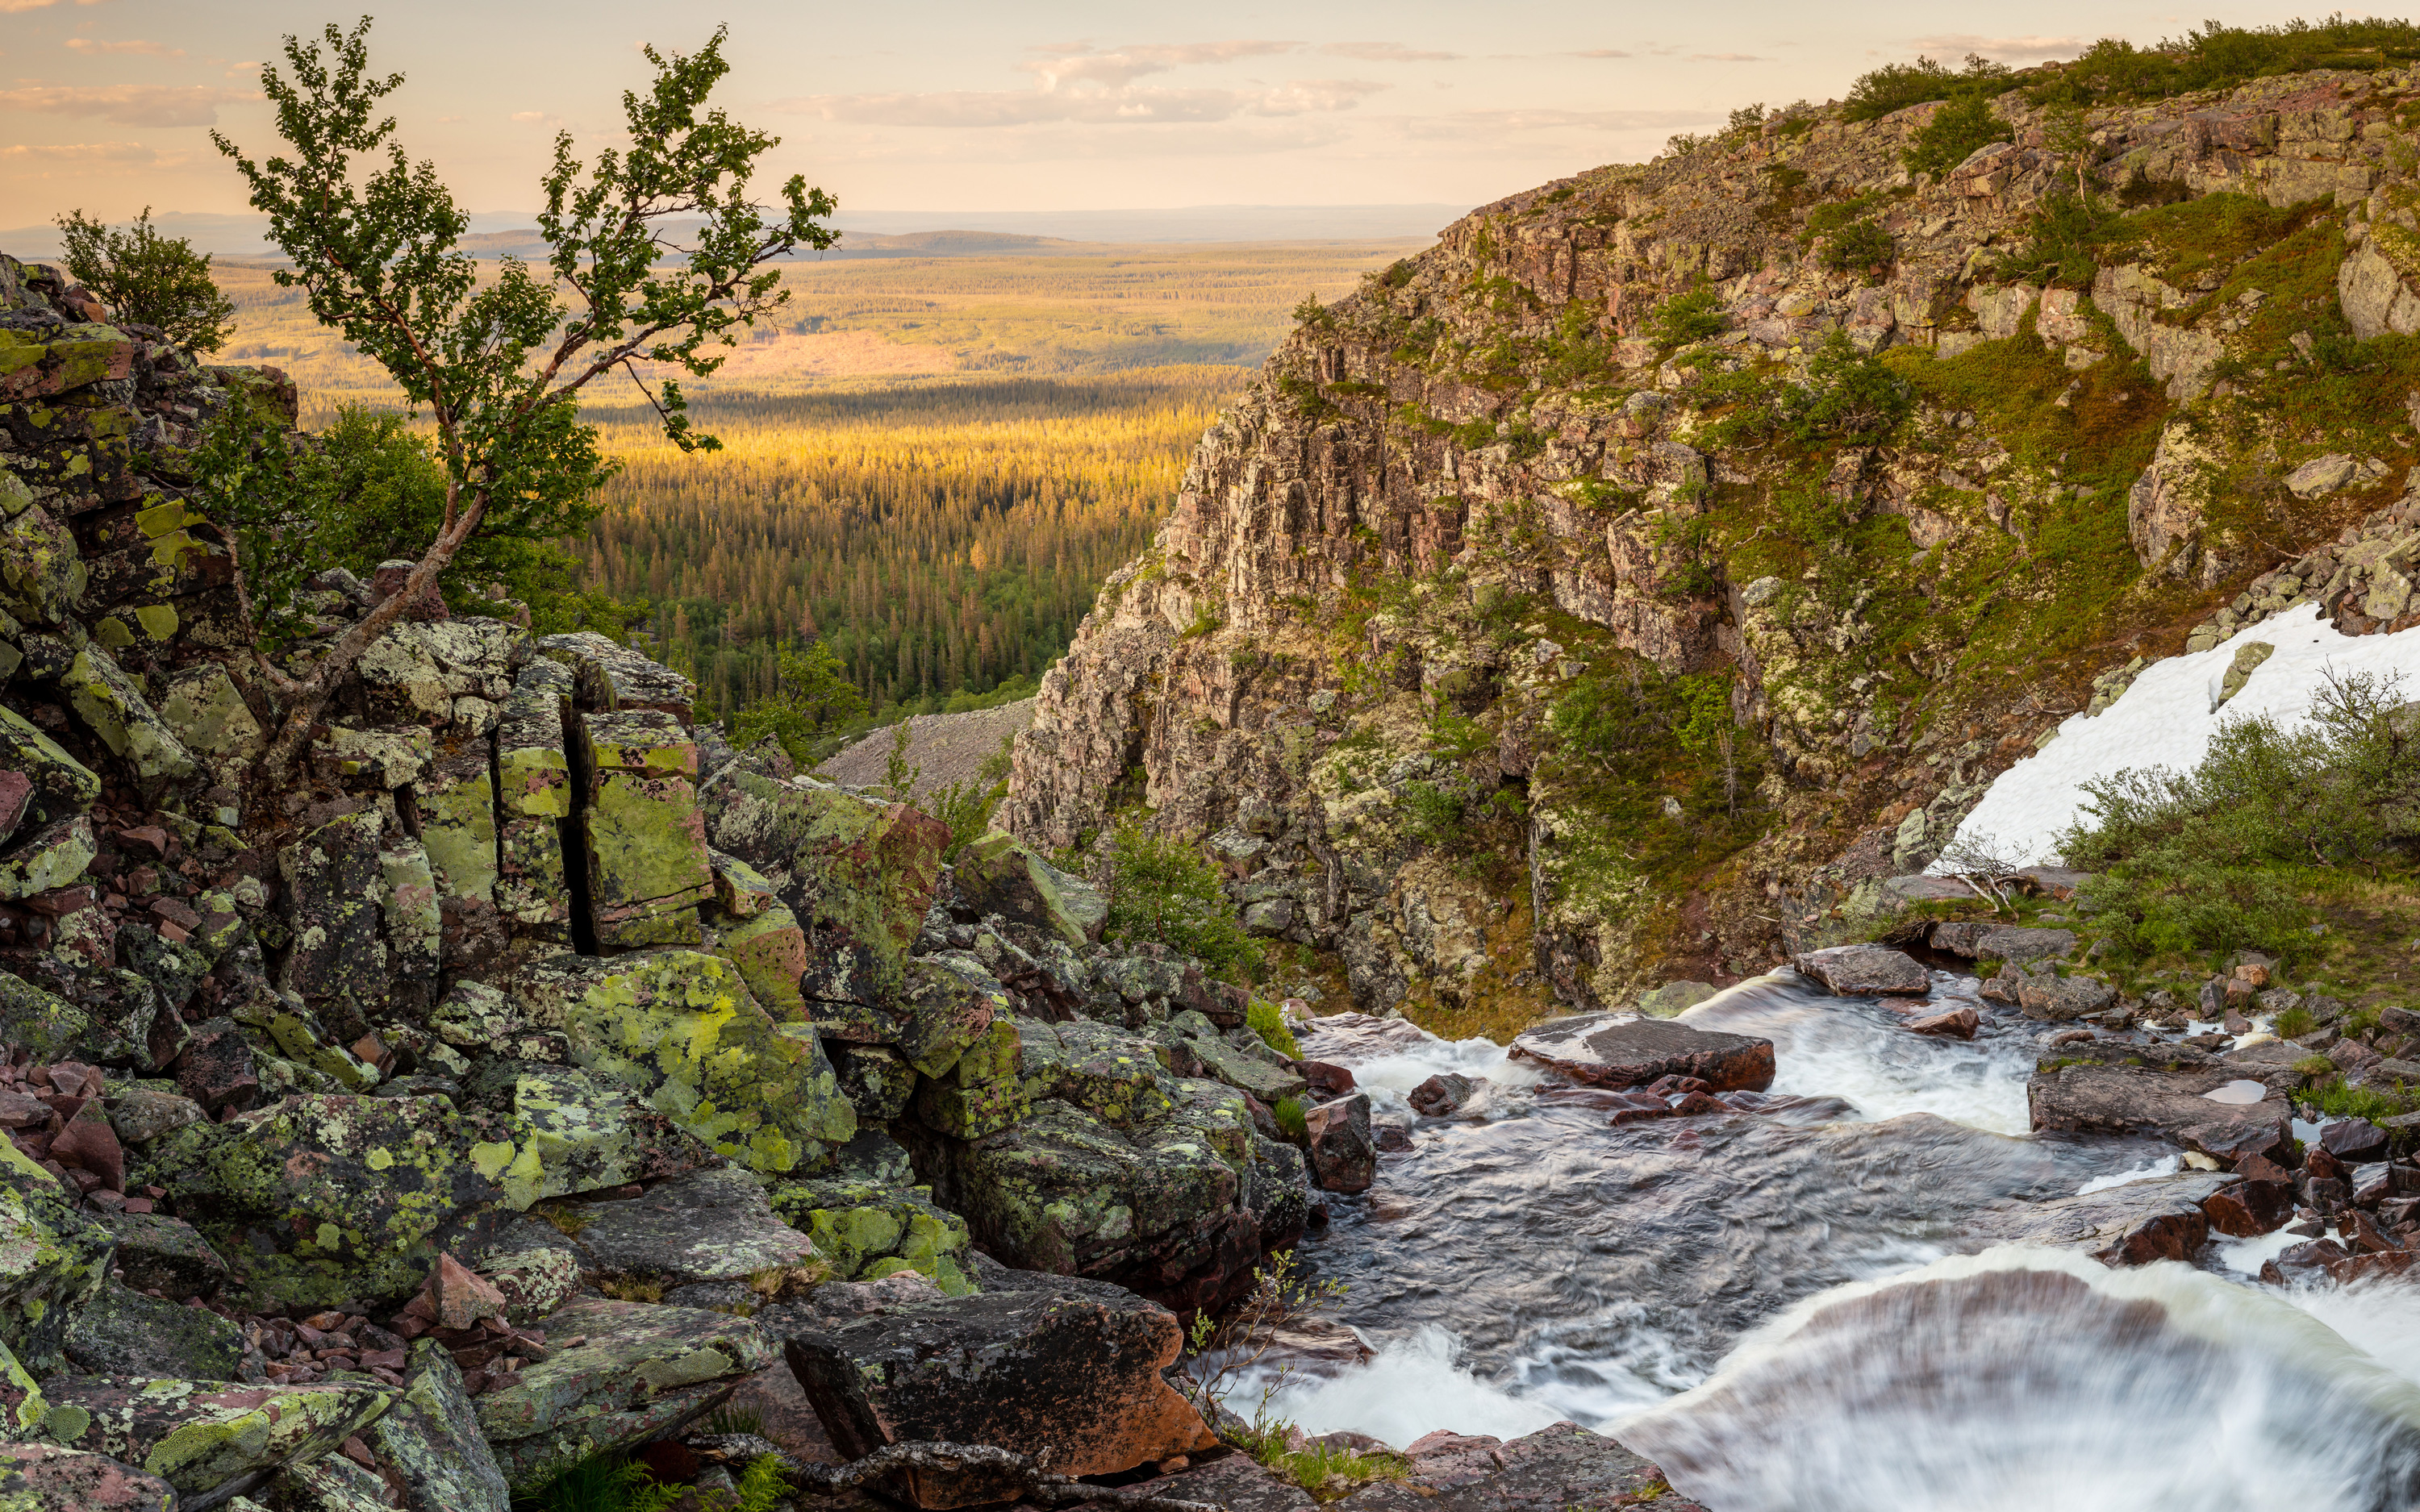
0 202 1472 261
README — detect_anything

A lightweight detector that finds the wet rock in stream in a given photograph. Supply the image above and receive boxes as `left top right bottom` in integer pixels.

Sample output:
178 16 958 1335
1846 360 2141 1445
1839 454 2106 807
1508 1014 1775 1093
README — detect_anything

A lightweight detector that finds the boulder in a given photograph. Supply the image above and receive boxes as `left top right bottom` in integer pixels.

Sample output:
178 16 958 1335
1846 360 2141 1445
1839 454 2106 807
534 631 695 721
1906 1008 1979 1039
565 1167 816 1288
1636 980 1717 1017
1150 1452 1314 1512
2202 1177 2294 1237
706 772 947 1008
276 810 387 1011
39 1375 392 1502
1792 944 1930 996
778 1275 1215 1508
1964 1173 2238 1264
2028 1063 2293 1161
60 646 195 788
1303 1093 1376 1194
578 709 711 949
1408 1072 1478 1115
0 815 94 902
362 1338 511 1512
131 1093 503 1310
474 1296 771 1484
910 1080 1301 1314
63 1279 247 1380
97 1212 227 1301
1974 927 2076 964
766 1133 978 1294
1329 1422 1700 1512
544 949 857 1174
0 1143 113 1372
2016 969 2117 1021
0 969 93 1062
461 1063 713 1210
949 831 1108 946
493 660 574 940
0 1441 175 1512
0 705 100 820
1509 1014 1775 1093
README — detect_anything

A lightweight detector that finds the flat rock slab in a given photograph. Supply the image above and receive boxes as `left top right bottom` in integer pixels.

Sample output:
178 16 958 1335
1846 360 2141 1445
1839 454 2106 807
569 1167 815 1286
1331 1422 1705 1512
1965 1173 2243 1264
0 1442 175 1512
40 1375 393 1498
1930 923 2077 964
474 1296 771 1482
1150 1452 1314 1512
2029 1063 2293 1161
779 1275 1215 1508
1792 945 1929 997
1510 1015 1775 1093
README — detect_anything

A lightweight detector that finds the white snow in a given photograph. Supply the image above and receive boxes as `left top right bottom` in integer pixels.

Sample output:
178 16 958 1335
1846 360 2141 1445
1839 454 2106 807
1937 604 2420 869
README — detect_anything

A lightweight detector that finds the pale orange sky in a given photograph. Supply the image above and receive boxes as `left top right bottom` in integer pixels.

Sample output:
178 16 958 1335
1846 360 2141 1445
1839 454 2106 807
0 1 2330 231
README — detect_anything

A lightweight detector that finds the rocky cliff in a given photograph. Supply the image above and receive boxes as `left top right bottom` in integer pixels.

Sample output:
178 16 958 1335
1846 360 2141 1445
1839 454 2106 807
1007 64 2420 1020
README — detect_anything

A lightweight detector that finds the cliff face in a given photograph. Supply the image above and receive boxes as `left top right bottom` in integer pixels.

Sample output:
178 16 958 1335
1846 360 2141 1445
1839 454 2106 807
1007 65 2420 1019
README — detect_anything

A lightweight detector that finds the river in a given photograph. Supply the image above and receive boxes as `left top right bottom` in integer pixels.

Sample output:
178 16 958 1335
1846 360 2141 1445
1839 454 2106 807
1240 971 2420 1511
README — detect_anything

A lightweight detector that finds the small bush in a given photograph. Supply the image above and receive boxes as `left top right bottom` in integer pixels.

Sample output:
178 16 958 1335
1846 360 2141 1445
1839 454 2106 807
1819 218 1895 277
1104 822 1262 977
1248 998 1304 1060
2296 1053 2339 1077
2311 1077 2416 1122
52 206 236 351
1701 330 1913 450
1647 281 1726 347
2274 1006 2318 1040
1904 94 2014 178
1272 1095 1308 1139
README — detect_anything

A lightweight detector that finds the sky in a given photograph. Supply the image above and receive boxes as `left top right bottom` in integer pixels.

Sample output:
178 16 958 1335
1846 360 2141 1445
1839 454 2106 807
0 1 2351 240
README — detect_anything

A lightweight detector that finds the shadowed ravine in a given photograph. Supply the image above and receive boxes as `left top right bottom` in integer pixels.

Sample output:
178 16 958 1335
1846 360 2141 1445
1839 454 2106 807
1247 975 2420 1512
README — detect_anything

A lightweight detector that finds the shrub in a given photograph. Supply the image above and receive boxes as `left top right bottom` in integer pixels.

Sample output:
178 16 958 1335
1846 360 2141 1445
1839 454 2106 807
1992 195 2123 289
1647 281 1726 347
1272 1095 1309 1139
732 639 870 768
1818 218 1895 277
1845 53 2007 123
1904 93 2015 178
52 206 236 351
1248 998 1304 1060
2295 1053 2339 1078
1104 822 1262 977
2273 1006 2318 1040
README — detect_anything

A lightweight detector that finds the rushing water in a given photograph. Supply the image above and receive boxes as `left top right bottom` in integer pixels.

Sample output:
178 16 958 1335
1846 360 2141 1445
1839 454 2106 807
1248 970 2420 1511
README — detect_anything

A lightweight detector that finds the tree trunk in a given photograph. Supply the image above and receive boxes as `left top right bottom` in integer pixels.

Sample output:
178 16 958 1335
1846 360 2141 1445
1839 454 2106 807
256 499 486 784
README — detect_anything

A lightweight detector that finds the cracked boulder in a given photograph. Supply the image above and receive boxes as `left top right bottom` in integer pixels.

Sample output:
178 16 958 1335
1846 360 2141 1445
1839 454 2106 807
562 1167 815 1289
544 950 857 1174
0 1142 113 1372
131 1093 503 1310
777 1272 1214 1509
362 1338 511 1512
578 710 711 949
461 1064 711 1210
949 831 1107 946
474 1296 770 1485
38 1375 392 1502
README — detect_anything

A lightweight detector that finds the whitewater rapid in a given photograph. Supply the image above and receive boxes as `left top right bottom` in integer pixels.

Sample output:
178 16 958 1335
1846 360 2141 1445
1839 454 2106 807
1244 972 2420 1511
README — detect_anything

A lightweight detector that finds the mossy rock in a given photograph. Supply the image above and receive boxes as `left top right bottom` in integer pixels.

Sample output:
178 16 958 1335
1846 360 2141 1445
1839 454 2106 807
0 1140 112 1373
40 1374 392 1499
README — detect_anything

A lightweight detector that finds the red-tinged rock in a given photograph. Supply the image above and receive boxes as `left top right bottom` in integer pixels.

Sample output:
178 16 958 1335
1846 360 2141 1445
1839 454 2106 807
2326 1248 2419 1285
25 885 94 917
1303 1093 1375 1193
2307 1146 2344 1181
0 1442 176 1512
1792 944 1930 997
1300 1060 1355 1101
1668 1089 1725 1116
0 768 32 843
2344 1208 2401 1254
429 1252 508 1330
2201 1179 2293 1238
115 826 170 859
147 896 200 931
2322 1118 2389 1163
2235 1152 2293 1183
0 1088 48 1127
1511 1014 1775 1093
51 1110 124 1192
1908 1008 1980 1039
775 1273 1216 1510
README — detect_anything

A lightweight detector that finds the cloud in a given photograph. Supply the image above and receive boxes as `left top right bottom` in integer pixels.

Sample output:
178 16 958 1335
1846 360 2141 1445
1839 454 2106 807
0 0 112 10
0 139 184 172
795 79 1386 127
1410 106 1722 136
1017 40 1298 90
1320 42 1460 62
1571 49 1634 58
0 82 253 127
1690 52 1771 62
65 38 183 57
1909 33 2083 60
510 110 547 121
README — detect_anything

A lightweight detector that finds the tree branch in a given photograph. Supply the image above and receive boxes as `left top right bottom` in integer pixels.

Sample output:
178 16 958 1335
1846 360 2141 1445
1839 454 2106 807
686 1435 1224 1512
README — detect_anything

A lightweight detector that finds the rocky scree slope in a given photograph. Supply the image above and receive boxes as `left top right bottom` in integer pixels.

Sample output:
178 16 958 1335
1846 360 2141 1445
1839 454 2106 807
1006 65 2420 1018
0 250 1533 1511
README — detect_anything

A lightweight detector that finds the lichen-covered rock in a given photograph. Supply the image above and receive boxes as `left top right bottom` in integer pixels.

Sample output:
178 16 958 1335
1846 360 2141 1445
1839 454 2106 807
767 1136 976 1294
94 1212 225 1302
0 499 86 626
477 1248 578 1326
534 631 695 721
0 706 99 819
277 810 386 1011
104 1085 201 1148
494 660 573 940
578 710 711 949
0 815 94 902
549 950 857 1173
275 1452 390 1512
833 1044 916 1122
462 1064 710 1210
0 1143 111 1372
378 839 441 982
707 773 947 1007
0 1440 175 1512
565 1167 815 1287
363 1338 511 1512
155 666 263 774
134 1093 502 1309
38 1375 391 1499
711 900 808 1020
419 734 499 943
62 1279 245 1381
315 724 432 789
0 973 90 1064
59 647 195 788
949 831 1108 946
911 1077 1296 1313
778 1271 1214 1509
1013 1016 1177 1126
474 1296 770 1484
